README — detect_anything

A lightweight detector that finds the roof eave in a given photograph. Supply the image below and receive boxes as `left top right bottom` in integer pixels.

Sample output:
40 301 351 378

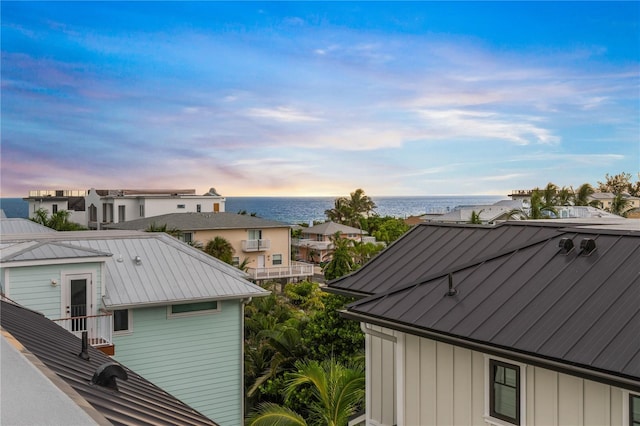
341 310 640 393
103 290 271 309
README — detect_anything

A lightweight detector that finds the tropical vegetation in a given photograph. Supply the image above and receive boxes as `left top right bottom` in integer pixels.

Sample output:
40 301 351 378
30 208 87 230
244 281 364 424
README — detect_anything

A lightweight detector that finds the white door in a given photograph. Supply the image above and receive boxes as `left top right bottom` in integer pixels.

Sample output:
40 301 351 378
62 274 94 337
257 255 265 269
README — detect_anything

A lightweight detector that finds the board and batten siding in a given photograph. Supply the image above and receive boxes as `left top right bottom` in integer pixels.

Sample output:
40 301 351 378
112 300 242 425
1 264 102 319
391 331 625 426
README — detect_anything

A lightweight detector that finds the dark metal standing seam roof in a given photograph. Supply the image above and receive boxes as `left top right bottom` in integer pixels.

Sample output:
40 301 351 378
343 230 640 390
0 300 219 426
327 222 569 297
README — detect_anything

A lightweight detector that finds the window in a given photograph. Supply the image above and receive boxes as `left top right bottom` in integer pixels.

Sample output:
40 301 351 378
139 204 145 217
89 204 97 222
248 229 262 240
232 257 240 266
273 254 283 265
118 205 125 222
52 204 58 214
113 309 132 335
631 394 640 426
489 359 521 425
177 204 186 209
181 232 193 244
197 204 201 213
168 301 220 318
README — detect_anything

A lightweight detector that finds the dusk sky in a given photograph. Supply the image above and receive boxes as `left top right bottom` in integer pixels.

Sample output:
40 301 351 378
2 2 638 197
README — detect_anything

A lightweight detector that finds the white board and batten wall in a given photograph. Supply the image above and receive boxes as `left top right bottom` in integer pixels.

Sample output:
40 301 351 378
364 324 632 426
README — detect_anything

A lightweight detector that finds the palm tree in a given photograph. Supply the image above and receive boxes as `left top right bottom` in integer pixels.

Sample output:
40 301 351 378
508 189 557 220
469 209 484 224
608 193 633 217
246 358 365 426
556 186 573 206
145 222 182 238
323 233 355 281
572 183 598 207
204 236 235 264
325 198 352 224
348 188 376 219
30 208 86 231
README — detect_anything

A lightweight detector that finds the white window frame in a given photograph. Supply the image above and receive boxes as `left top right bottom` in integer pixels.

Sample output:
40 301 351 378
624 391 640 426
112 308 133 336
484 355 527 426
272 254 283 265
167 300 221 319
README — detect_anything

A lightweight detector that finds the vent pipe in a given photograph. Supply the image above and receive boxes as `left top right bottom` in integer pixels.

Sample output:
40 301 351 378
445 273 457 297
78 331 90 361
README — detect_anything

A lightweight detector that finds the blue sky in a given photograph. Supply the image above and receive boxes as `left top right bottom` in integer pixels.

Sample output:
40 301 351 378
2 1 638 197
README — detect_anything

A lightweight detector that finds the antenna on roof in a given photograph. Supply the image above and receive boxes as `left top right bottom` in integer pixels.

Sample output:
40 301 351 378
445 273 457 297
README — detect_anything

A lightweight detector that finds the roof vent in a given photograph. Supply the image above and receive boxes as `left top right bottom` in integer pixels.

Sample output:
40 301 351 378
558 238 574 254
445 273 457 297
92 362 128 390
579 238 596 256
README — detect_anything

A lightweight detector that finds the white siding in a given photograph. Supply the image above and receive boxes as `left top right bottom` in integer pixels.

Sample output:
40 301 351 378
2 264 102 319
368 328 628 426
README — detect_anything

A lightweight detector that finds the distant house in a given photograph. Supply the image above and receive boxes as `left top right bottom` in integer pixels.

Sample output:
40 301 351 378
0 221 269 425
105 212 314 282
24 187 226 229
327 221 640 426
1 298 219 426
588 192 640 211
292 221 375 263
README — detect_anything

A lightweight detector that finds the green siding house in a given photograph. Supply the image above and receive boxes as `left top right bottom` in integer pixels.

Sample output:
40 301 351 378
0 219 269 425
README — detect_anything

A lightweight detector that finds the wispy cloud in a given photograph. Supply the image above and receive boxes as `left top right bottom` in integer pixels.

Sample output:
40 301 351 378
246 106 324 122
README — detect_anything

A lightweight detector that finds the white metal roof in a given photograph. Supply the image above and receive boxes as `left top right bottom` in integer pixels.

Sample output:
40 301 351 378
0 218 56 235
0 227 269 308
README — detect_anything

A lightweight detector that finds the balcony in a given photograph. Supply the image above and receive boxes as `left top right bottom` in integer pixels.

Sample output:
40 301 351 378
292 238 332 251
246 261 315 281
241 239 271 252
52 313 114 356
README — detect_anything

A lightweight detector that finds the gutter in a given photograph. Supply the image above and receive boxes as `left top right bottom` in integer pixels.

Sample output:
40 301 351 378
341 310 640 393
103 291 269 310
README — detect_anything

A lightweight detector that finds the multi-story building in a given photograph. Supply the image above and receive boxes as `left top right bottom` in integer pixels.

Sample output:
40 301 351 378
24 187 226 229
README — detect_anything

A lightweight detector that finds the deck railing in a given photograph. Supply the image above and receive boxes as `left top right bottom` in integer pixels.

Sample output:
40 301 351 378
246 261 314 280
241 239 271 252
52 313 113 348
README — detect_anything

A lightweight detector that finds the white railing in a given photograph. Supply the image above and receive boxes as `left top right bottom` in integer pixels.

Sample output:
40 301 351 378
246 261 314 280
52 313 113 347
293 238 332 250
28 189 87 197
241 239 271 252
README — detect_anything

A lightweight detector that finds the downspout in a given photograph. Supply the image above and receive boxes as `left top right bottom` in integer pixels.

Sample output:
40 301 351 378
240 297 252 421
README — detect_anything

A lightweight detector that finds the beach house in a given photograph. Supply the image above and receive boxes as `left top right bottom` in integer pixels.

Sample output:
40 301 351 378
1 298 219 425
327 221 639 426
292 221 376 263
104 212 314 283
0 219 269 425
24 187 226 229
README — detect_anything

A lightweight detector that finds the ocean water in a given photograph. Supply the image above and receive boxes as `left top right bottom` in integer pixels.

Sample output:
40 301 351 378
1 195 506 224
